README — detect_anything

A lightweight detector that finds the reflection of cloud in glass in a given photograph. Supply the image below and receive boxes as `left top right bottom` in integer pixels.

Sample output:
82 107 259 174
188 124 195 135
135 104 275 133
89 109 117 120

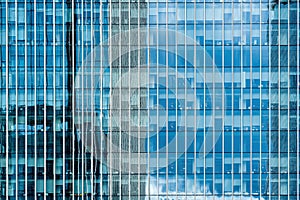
146 176 265 200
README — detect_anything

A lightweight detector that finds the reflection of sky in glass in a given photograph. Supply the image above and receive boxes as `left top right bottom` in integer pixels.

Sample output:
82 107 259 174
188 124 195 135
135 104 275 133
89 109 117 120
146 1 271 197
1 0 298 198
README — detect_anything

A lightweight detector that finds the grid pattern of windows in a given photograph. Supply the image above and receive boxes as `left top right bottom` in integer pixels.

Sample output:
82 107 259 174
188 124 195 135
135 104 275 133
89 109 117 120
145 1 299 199
0 0 299 199
0 0 110 199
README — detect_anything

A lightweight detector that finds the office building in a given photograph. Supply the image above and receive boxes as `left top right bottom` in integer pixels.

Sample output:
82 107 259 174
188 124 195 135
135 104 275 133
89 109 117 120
0 0 299 199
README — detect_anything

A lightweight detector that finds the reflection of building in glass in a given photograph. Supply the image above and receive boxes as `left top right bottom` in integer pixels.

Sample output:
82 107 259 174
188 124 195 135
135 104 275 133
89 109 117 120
108 1 148 198
268 0 298 198
0 0 299 199
0 0 110 198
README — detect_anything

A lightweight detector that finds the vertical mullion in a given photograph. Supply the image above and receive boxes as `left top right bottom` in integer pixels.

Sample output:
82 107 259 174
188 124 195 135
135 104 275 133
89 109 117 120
212 0 215 196
15 0 19 198
80 0 84 198
146 0 150 197
52 0 56 198
203 0 206 197
128 1 131 198
259 0 263 198
24 0 28 198
136 0 144 200
193 1 196 199
99 0 103 198
221 0 225 197
268 0 271 198
259 0 262 198
297 1 300 199
175 1 178 197
231 1 239 198
156 1 159 196
34 0 37 198
71 0 75 198
297 1 300 200
83 1 87 196
240 0 244 195
250 0 253 197
137 1 141 199
90 0 94 198
165 1 169 198
231 0 234 197
62 0 66 199
278 3 281 199
184 1 187 197
43 0 47 197
108 0 112 198
5 0 8 198
118 2 121 199
287 1 290 199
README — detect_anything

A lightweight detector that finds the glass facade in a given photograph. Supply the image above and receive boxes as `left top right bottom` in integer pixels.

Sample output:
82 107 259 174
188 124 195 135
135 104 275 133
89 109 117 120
0 0 299 199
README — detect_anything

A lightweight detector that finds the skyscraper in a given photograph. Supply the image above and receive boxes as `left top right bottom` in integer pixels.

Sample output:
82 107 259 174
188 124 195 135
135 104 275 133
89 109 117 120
0 0 299 199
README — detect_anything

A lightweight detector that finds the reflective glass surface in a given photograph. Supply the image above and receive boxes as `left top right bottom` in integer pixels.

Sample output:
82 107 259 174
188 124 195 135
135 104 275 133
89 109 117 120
0 0 299 199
